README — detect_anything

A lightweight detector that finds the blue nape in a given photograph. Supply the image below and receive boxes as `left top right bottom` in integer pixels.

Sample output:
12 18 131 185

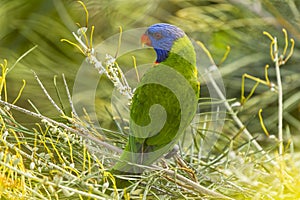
154 48 169 63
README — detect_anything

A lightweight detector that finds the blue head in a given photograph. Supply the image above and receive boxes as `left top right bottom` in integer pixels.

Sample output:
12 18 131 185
141 23 185 63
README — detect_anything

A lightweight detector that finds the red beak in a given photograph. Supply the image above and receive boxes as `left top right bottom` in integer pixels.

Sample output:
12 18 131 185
141 34 152 46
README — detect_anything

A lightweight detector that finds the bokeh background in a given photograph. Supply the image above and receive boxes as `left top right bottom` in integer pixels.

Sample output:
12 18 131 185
1 0 300 147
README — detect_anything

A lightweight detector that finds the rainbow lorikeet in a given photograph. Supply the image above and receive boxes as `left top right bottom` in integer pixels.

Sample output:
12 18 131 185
111 23 199 180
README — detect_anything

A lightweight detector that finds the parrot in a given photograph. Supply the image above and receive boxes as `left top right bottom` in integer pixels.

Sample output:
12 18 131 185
110 23 199 185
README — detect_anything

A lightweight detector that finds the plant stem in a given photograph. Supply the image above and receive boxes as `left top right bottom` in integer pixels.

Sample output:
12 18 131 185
160 167 233 199
273 37 283 155
205 65 274 163
32 71 64 115
0 100 122 154
62 73 78 117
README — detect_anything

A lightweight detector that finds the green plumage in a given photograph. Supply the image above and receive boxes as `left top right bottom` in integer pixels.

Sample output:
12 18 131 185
111 35 199 180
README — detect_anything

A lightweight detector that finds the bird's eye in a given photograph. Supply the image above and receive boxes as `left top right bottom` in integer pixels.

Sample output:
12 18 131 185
153 32 162 39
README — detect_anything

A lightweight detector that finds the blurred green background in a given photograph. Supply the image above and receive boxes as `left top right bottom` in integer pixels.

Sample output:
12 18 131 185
1 0 299 147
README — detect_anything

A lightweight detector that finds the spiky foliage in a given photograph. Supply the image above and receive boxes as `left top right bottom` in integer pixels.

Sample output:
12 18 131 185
1 0 300 199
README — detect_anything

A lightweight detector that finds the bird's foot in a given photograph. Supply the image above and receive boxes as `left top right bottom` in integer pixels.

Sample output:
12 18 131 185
164 144 179 159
